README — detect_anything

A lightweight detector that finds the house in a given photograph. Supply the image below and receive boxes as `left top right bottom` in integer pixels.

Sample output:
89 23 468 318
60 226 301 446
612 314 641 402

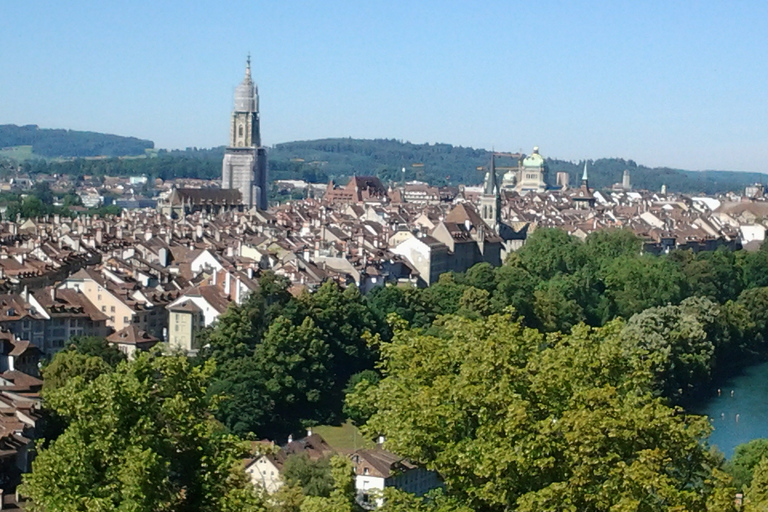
245 432 336 494
350 446 442 509
106 325 159 359
167 300 205 355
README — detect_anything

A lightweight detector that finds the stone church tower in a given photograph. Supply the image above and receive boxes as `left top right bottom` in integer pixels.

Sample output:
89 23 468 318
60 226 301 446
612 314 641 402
481 153 501 231
222 56 268 209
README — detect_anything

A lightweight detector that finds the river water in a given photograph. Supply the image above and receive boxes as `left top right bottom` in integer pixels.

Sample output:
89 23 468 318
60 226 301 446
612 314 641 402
690 360 768 458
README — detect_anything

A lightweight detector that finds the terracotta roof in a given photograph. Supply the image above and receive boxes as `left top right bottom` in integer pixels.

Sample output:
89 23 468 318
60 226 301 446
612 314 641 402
107 325 159 346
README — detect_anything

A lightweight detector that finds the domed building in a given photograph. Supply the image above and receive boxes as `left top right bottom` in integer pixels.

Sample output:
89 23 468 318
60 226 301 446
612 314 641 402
516 147 548 193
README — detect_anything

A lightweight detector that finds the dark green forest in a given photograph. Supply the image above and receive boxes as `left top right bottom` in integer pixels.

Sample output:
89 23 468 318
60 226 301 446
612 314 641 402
2 124 767 194
0 124 153 157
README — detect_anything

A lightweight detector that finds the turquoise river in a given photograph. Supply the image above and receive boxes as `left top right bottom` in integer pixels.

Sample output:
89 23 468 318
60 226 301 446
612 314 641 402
692 360 768 458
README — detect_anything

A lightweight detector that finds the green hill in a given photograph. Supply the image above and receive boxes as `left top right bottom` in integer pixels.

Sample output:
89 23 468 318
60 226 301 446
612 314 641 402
1 127 765 194
0 124 153 158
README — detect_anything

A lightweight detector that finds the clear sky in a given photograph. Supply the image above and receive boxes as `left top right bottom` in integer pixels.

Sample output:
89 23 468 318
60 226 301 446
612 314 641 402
3 1 768 172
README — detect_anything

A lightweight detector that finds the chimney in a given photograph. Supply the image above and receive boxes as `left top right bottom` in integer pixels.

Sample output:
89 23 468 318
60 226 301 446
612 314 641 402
51 287 56 301
287 434 293 444
377 435 386 446
306 427 313 437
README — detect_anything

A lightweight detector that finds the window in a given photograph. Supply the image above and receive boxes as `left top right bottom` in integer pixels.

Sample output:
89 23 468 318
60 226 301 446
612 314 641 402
123 316 130 324
101 306 106 312
110 306 115 313
363 468 369 475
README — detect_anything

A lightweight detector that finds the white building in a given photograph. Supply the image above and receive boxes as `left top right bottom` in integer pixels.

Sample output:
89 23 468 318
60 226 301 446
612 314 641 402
351 447 442 509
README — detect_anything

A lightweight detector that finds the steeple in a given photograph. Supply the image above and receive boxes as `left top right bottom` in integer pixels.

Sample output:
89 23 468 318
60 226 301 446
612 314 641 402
234 54 258 113
582 161 589 187
481 152 501 231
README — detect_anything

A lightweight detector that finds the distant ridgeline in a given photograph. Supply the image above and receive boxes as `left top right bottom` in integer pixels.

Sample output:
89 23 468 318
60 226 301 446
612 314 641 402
0 124 153 158
1 129 765 194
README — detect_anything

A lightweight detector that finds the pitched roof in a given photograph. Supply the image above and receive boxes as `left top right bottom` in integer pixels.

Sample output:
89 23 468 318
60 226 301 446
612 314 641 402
106 325 159 346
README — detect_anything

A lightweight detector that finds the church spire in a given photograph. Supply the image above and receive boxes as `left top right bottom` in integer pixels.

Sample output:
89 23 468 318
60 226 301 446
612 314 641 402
582 161 589 185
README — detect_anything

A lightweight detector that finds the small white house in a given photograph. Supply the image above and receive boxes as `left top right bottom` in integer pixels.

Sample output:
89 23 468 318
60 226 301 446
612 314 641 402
351 446 442 509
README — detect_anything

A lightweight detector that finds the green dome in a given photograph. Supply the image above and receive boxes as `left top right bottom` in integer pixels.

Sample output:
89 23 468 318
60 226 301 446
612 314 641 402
523 147 545 168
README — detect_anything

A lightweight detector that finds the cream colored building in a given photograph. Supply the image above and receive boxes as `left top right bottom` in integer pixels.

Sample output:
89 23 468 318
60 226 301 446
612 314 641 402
167 300 204 354
516 147 548 193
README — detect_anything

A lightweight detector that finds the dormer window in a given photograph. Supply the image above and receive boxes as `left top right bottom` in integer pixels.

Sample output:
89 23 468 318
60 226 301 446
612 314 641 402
363 467 369 475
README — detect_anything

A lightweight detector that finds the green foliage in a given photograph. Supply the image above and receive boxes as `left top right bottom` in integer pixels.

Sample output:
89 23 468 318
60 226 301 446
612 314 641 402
726 439 768 490
67 335 126 367
343 371 381 426
41 351 113 394
746 457 768 510
357 313 719 511
621 299 716 401
22 352 264 512
0 124 153 158
282 455 334 498
297 456 359 512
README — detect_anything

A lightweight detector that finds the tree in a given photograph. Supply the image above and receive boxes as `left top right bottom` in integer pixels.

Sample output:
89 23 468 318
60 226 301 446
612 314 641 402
727 439 768 490
581 228 642 270
343 370 380 425
22 352 264 511
463 263 496 292
298 456 358 512
604 255 686 319
515 228 584 279
211 316 333 438
356 314 719 511
282 455 334 498
68 335 126 367
41 351 113 393
746 457 768 510
621 300 715 401
456 287 492 319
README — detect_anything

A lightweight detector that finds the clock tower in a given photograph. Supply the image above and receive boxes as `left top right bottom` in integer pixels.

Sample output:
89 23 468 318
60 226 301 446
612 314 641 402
222 55 268 209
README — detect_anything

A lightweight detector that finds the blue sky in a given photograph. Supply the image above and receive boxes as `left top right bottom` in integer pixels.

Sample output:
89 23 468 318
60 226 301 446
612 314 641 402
3 1 768 172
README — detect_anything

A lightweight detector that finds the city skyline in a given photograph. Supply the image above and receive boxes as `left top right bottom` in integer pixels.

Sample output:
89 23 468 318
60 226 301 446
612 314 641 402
3 1 768 173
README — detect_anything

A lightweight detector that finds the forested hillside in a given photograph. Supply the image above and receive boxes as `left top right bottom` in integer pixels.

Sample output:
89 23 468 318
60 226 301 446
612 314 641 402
2 126 766 194
0 124 153 158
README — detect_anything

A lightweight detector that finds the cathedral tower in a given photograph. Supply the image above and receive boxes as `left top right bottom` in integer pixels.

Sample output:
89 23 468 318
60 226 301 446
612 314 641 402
481 153 501 231
222 55 268 209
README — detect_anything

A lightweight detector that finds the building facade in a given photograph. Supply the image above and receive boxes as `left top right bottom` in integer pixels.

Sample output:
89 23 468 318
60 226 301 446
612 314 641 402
221 56 268 210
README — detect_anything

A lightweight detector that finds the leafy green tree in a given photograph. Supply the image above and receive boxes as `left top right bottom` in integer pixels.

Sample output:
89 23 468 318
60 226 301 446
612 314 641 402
678 250 742 303
727 439 768 490
581 228 642 270
515 228 584 279
41 351 113 393
22 352 264 512
739 250 768 290
343 370 380 425
746 457 768 510
456 287 492 319
490 264 538 321
289 282 383 411
298 456 358 512
604 255 686 319
737 287 768 347
532 275 586 332
212 316 332 438
463 263 496 292
379 488 473 512
282 455 334 498
68 335 126 367
621 300 715 400
366 285 414 325
357 314 718 511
